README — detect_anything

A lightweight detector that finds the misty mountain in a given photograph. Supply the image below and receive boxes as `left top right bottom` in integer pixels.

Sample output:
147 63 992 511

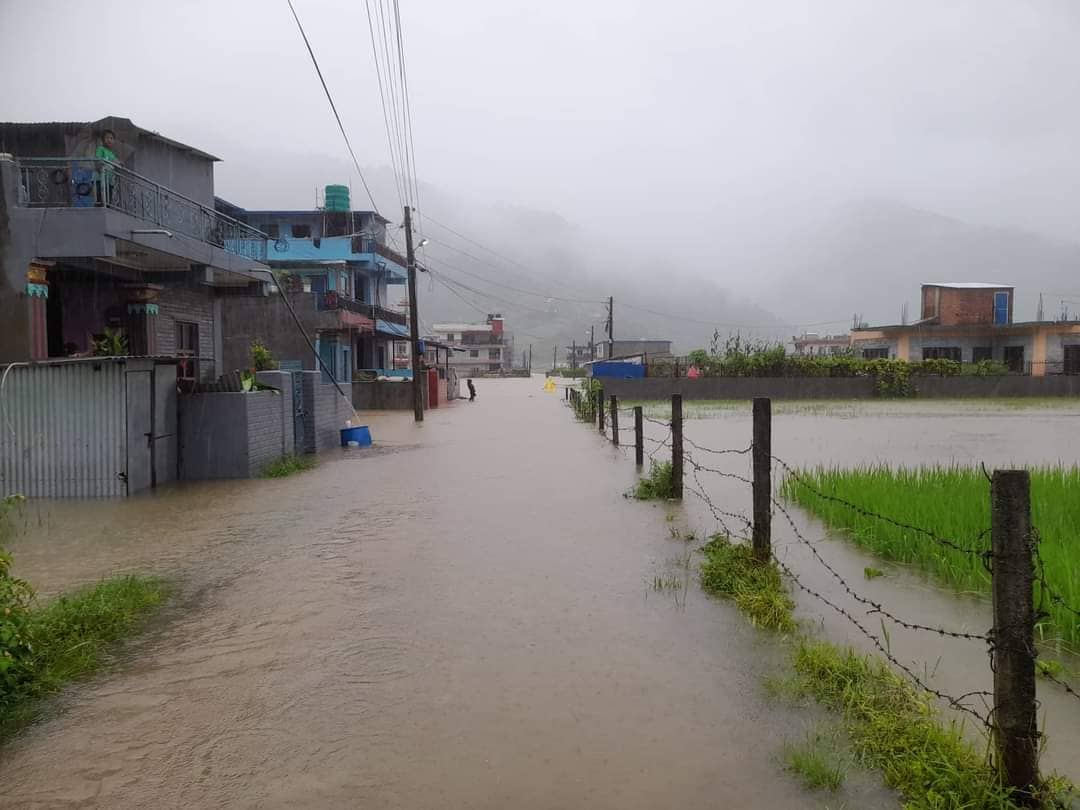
759 200 1080 330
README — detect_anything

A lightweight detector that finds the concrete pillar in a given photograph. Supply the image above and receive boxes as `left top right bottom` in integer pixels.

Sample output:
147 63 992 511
1032 328 1047 377
26 262 50 360
124 285 162 356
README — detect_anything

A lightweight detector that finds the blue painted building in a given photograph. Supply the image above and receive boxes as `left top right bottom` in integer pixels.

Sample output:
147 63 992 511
218 192 410 381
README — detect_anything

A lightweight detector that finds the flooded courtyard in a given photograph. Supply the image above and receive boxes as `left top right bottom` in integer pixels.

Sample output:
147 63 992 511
2 382 1078 807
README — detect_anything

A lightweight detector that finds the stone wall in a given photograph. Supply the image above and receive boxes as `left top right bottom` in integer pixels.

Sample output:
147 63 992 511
598 375 1080 401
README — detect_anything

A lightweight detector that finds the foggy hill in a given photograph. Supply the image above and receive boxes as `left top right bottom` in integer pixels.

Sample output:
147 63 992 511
758 200 1080 329
214 151 783 361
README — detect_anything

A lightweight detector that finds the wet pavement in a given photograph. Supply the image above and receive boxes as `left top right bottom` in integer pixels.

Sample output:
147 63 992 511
1 380 885 809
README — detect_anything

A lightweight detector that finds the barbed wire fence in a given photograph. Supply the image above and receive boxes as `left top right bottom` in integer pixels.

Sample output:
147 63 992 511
561 383 1080 800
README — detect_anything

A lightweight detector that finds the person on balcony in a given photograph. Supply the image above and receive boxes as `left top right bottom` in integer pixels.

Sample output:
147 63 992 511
94 129 120 204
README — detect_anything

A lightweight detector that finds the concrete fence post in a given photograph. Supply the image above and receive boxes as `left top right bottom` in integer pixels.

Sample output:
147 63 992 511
610 395 619 446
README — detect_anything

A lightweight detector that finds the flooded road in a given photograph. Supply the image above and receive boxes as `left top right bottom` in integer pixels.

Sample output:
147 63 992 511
0 380 876 809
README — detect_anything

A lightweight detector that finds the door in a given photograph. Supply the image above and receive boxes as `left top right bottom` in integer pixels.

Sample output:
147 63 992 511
153 364 178 486
125 370 153 495
1064 345 1080 375
1004 345 1024 373
318 336 337 382
994 291 1010 325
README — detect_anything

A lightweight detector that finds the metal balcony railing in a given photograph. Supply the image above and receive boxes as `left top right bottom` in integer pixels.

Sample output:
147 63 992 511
17 157 268 262
313 291 407 324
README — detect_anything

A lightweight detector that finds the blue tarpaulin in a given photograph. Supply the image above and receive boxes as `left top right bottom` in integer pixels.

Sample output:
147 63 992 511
375 319 409 338
590 362 645 379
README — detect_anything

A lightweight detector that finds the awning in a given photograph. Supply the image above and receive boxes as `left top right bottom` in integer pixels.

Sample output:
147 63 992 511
376 319 410 338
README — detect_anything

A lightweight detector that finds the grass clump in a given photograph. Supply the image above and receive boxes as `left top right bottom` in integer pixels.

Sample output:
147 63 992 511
633 461 676 500
1036 658 1064 679
2 496 169 741
863 566 884 580
261 454 317 478
1 573 169 742
699 535 796 632
781 731 846 792
792 638 1019 809
783 465 1080 646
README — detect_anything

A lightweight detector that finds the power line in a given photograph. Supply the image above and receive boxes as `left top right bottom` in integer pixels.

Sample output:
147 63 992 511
363 0 404 210
392 0 421 224
286 0 380 213
423 237 604 304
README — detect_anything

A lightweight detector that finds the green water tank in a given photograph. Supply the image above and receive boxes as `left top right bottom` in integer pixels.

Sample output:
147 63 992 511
325 184 351 212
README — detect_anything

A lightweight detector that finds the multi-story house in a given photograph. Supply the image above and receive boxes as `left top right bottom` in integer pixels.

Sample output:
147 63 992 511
0 116 268 381
430 314 514 375
565 344 593 368
852 283 1080 374
217 189 409 383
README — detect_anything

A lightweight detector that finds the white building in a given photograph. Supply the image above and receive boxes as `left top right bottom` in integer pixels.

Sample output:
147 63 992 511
430 314 515 375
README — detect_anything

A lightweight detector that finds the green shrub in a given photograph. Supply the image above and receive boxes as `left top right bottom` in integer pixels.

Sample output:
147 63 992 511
249 339 276 371
0 498 34 708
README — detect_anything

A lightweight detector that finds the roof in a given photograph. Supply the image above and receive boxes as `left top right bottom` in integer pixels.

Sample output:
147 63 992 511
922 282 1014 289
236 208 390 224
432 323 493 333
852 319 1077 333
0 117 220 161
375 320 410 338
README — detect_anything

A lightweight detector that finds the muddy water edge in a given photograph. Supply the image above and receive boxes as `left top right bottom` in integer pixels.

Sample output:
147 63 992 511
0 380 896 809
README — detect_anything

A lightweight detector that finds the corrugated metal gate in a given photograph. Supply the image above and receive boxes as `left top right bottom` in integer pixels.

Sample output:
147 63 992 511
0 358 177 498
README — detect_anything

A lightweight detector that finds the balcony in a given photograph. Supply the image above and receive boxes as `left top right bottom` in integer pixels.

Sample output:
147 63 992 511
17 157 267 262
314 291 407 325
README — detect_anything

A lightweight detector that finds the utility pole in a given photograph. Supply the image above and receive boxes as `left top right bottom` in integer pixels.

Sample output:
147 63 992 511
571 340 577 370
609 295 617 360
590 324 595 360
528 344 532 373
404 205 423 422
552 345 557 373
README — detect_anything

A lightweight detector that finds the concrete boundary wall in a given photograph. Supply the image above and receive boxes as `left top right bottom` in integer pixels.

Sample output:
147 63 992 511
599 376 1080 400
179 390 286 479
352 379 425 411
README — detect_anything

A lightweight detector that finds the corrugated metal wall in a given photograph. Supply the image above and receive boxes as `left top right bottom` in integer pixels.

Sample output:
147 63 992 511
0 361 127 498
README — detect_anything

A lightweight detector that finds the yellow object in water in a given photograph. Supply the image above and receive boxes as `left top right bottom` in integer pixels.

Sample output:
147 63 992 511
543 377 556 393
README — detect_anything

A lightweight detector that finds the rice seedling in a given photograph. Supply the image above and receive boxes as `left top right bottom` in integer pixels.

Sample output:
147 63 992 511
782 466 1080 646
633 461 676 500
780 730 847 792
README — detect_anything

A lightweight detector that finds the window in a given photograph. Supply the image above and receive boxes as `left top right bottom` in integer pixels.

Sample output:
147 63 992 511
469 349 479 358
489 363 500 371
488 349 500 359
973 346 993 363
862 348 888 359
993 291 1010 325
176 321 199 381
445 333 455 342
291 224 311 238
923 347 961 362
264 223 280 239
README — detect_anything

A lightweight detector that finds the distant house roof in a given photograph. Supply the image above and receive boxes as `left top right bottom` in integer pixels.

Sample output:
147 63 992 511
432 323 493 333
922 282 1014 289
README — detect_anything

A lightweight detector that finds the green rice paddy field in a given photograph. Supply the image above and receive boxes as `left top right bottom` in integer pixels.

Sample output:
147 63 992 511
783 466 1080 647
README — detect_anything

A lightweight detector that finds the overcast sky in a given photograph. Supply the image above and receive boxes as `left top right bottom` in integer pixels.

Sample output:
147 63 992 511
3 0 1080 296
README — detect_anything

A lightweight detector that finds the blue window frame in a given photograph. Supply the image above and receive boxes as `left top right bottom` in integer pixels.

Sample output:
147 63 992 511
993 291 1010 325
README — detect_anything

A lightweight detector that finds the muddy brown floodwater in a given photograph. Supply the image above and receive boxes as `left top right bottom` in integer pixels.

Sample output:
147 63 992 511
2 380 902 809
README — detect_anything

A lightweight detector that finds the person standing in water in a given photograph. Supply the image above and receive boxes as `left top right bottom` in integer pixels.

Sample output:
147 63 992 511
467 378 476 402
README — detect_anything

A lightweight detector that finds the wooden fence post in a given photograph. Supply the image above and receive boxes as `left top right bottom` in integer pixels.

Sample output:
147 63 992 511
990 469 1038 802
597 387 605 433
752 397 772 561
671 394 683 499
634 406 644 466
610 395 619 445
